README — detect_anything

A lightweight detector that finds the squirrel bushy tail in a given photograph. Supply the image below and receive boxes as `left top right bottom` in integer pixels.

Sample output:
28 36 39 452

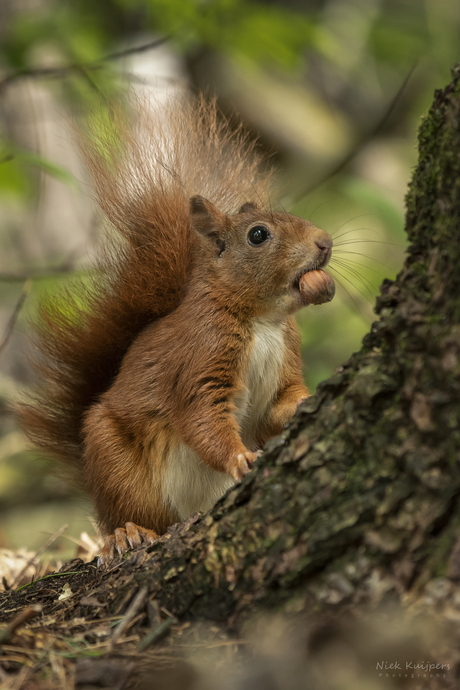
17 96 273 475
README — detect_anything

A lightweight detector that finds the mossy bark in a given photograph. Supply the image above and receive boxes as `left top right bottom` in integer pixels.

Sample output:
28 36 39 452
3 66 460 632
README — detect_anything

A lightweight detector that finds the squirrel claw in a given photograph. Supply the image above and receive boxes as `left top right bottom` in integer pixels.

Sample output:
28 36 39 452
97 522 159 566
231 450 259 482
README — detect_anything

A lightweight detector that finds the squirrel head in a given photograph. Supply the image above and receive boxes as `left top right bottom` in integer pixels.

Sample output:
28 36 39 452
189 195 333 318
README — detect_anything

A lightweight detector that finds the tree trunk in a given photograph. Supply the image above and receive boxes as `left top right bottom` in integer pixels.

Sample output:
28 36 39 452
2 64 460 688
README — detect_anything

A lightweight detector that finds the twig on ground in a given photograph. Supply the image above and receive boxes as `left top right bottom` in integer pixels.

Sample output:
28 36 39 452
0 605 42 643
110 586 148 648
137 615 177 651
10 524 68 590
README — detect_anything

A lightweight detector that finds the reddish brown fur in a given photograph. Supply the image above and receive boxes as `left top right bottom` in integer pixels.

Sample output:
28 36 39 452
17 98 271 476
17 96 333 553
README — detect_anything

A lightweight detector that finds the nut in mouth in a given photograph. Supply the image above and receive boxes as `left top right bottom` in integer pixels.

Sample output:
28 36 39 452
292 254 329 291
297 269 336 305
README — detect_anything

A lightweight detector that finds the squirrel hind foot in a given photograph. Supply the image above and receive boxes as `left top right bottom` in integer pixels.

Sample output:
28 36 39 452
97 522 159 566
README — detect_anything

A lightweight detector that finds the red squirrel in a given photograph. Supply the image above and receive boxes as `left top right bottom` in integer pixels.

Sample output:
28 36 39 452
17 97 335 563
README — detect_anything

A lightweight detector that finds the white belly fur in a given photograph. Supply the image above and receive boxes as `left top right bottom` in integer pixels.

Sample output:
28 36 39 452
163 317 287 519
163 444 235 520
240 316 286 447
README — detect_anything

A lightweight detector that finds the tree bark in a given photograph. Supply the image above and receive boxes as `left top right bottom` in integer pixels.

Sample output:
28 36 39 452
2 64 460 673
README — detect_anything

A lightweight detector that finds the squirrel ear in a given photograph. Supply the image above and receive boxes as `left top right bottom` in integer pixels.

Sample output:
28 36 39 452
190 195 213 217
238 201 260 214
189 195 226 239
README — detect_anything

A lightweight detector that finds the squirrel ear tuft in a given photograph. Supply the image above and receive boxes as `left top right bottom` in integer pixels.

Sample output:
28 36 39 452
189 195 226 240
238 201 260 214
190 195 213 217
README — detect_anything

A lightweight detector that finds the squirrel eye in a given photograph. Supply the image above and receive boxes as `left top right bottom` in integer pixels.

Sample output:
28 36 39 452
247 225 270 246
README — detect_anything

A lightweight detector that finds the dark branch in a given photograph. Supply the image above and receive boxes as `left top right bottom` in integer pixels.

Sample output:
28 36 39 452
0 279 32 355
0 36 169 95
295 61 419 201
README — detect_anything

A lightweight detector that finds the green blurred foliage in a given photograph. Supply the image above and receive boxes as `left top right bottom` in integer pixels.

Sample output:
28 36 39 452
2 147 79 190
139 0 318 67
0 0 459 217
3 5 108 70
0 155 30 198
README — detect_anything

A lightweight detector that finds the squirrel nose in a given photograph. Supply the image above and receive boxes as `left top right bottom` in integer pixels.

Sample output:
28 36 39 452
315 235 332 258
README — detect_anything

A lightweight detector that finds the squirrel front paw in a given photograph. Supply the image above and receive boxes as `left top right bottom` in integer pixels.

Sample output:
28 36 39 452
230 450 260 482
97 522 159 566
